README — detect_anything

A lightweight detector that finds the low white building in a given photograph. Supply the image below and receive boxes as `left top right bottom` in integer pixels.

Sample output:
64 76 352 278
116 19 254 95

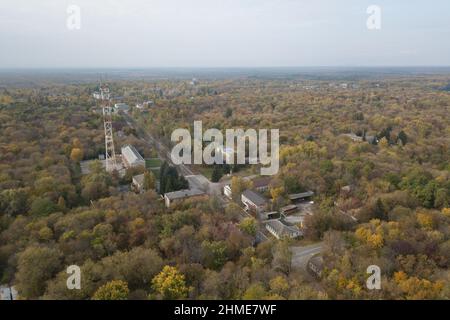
114 103 129 113
241 189 267 213
288 191 314 203
121 145 145 168
132 173 145 193
265 220 302 239
307 255 324 278
164 189 205 208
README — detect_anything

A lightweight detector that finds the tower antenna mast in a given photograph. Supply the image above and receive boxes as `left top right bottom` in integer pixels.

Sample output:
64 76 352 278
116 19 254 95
100 84 117 172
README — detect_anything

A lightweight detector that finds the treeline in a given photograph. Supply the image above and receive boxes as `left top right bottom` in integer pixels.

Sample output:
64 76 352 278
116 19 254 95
1 77 449 300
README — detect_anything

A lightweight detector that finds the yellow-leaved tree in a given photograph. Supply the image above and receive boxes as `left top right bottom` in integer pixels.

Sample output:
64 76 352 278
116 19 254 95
70 148 84 162
393 271 443 299
151 265 189 299
92 280 129 300
230 176 253 201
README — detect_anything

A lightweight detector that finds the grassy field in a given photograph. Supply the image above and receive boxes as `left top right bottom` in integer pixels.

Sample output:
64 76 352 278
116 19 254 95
232 166 259 177
145 158 162 168
194 165 214 180
192 164 259 181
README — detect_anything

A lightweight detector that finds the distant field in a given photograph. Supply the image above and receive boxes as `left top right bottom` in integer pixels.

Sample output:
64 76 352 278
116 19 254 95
145 158 162 168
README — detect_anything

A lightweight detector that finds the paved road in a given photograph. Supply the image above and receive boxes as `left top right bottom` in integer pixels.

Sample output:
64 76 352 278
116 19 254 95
291 242 323 270
124 114 225 195
125 114 193 174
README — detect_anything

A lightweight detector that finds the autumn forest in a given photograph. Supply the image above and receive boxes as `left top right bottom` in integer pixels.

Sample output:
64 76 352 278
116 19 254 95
0 70 449 300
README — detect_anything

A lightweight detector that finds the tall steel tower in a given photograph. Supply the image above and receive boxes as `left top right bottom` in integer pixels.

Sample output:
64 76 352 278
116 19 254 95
100 85 117 172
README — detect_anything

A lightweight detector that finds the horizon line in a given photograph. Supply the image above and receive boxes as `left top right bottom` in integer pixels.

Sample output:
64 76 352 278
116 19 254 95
2 65 450 71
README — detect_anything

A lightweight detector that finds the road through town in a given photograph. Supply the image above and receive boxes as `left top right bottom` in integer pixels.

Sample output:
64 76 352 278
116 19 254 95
124 114 224 195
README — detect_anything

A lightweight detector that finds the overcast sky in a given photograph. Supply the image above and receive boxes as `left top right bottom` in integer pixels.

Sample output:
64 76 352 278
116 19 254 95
1 0 450 68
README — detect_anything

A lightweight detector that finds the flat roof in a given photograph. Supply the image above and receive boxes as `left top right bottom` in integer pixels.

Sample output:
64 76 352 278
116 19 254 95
242 189 267 206
114 103 129 109
289 191 314 200
121 144 144 164
265 219 301 237
132 173 145 185
281 204 298 212
164 188 205 200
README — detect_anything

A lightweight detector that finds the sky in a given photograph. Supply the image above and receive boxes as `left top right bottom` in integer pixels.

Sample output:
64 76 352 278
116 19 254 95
1 0 450 68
